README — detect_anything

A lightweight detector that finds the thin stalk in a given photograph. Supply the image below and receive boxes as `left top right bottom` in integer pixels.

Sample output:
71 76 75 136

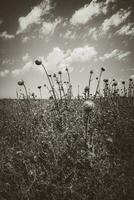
94 70 103 100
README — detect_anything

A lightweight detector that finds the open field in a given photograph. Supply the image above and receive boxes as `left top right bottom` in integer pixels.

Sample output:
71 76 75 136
0 95 134 200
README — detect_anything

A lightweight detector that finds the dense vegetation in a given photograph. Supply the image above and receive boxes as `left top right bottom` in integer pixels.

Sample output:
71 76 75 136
0 63 134 200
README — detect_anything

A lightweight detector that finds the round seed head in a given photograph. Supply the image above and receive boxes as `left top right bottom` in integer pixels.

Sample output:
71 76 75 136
83 100 95 112
18 80 24 86
35 59 42 65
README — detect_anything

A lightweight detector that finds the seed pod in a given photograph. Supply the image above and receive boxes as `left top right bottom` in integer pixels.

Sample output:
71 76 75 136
35 59 42 65
83 100 95 113
18 80 24 86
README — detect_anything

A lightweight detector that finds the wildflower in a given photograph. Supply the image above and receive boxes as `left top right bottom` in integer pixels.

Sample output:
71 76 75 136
83 100 95 112
65 67 68 71
122 81 125 85
18 80 24 86
35 59 42 65
84 86 89 92
90 70 93 74
58 71 62 75
101 67 105 72
113 82 118 87
38 86 41 89
103 79 109 83
53 73 56 78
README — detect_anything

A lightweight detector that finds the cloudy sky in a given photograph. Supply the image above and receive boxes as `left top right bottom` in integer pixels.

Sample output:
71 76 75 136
0 0 134 98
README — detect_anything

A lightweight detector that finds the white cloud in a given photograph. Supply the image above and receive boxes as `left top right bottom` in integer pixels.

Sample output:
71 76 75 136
40 17 61 36
102 9 131 33
63 30 76 40
67 46 97 64
12 61 33 76
2 58 14 65
0 31 15 39
118 51 131 60
16 0 51 34
39 46 97 72
99 49 131 61
116 23 134 36
0 70 9 77
22 36 30 43
70 0 116 26
88 27 100 40
22 53 30 62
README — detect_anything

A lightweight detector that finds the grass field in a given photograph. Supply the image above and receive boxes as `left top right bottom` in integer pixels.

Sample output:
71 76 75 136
0 65 134 200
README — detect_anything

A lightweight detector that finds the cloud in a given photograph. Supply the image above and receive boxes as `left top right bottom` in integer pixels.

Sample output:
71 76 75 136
99 49 131 61
88 27 99 40
0 31 15 39
39 46 97 72
22 53 30 62
12 61 33 76
40 17 61 36
70 0 116 26
116 23 134 36
16 0 51 34
66 46 97 64
102 9 131 33
0 70 9 77
22 36 30 43
2 58 14 65
62 30 76 40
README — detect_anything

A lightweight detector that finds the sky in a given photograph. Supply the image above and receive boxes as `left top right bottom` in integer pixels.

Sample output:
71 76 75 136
0 0 134 98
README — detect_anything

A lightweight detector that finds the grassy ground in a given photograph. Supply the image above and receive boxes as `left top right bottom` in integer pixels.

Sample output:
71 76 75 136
0 98 134 200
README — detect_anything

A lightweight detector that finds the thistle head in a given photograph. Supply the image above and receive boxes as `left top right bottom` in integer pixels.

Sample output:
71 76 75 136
83 100 95 113
101 67 105 72
18 80 24 86
103 79 109 83
58 71 62 75
35 59 42 65
122 81 125 85
53 73 57 78
84 86 89 92
37 86 41 89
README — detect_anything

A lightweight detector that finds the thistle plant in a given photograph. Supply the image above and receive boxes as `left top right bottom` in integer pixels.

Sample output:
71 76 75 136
94 67 105 99
35 59 59 110
88 70 93 98
18 80 29 100
37 86 42 99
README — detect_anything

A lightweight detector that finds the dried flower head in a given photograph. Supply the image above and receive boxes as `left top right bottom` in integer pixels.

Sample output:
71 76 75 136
83 100 95 112
90 70 93 74
101 67 105 72
53 73 56 78
37 86 41 89
35 59 42 65
18 80 24 86
84 86 89 92
58 71 62 75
